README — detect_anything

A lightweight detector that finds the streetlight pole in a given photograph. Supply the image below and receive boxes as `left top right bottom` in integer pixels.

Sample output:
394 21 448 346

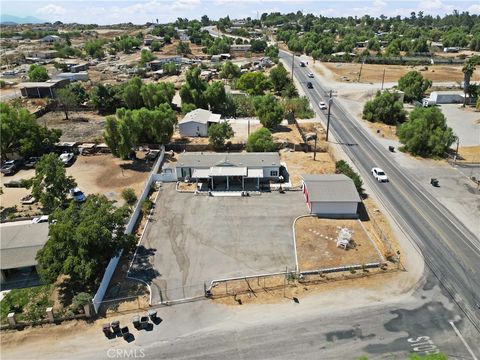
326 90 333 142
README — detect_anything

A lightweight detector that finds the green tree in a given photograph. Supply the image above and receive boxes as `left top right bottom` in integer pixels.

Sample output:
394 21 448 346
122 77 144 110
36 195 133 286
397 71 432 102
181 102 197 115
270 63 290 93
362 91 406 125
85 39 104 58
121 187 137 206
180 67 208 108
104 106 176 158
208 121 234 150
205 81 235 115
250 39 267 52
27 153 77 212
253 94 284 129
90 84 124 114
162 62 180 75
56 87 78 120
176 41 191 55
335 160 364 196
220 61 241 80
246 128 276 152
265 45 279 61
68 82 88 104
201 15 210 26
462 55 480 107
28 64 49 81
0 103 61 160
140 49 156 65
140 82 175 109
398 107 456 157
236 71 272 96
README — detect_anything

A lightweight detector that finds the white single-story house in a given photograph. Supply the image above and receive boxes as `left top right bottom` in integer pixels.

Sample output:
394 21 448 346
0 222 49 285
178 109 221 137
176 152 281 190
422 91 475 106
302 174 361 217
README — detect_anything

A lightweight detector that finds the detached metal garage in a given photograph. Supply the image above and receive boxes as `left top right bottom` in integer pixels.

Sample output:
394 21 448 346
301 174 361 217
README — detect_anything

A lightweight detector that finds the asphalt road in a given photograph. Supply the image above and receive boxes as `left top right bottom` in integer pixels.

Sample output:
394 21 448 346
279 50 480 330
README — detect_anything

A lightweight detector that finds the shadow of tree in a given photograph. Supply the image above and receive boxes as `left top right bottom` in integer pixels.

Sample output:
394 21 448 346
128 245 160 284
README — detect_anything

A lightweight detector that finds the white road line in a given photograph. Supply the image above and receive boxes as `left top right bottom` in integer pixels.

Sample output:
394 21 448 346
449 321 479 360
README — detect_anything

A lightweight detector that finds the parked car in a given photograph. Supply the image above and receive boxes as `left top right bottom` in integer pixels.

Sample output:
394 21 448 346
307 72 314 78
319 101 327 110
32 215 49 224
1 160 22 175
371 167 389 182
21 194 36 205
24 157 39 168
70 187 87 202
307 82 313 89
3 180 24 188
59 153 75 166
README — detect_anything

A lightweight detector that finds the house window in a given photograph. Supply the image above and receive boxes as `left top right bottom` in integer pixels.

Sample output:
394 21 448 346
270 170 278 177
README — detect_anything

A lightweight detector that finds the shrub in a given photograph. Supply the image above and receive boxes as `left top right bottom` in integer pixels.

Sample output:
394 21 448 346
121 188 137 206
335 160 365 196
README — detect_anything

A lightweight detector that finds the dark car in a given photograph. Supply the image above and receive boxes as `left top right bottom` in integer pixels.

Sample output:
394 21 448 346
1 159 22 175
24 157 39 168
307 82 313 89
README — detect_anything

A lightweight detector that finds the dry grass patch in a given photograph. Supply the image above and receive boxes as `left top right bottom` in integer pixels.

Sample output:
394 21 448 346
295 217 382 271
365 122 398 141
281 150 335 187
271 124 304 144
458 146 480 163
323 62 480 83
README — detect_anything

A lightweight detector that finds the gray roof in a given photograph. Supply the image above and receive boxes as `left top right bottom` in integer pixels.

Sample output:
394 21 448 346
302 174 361 203
0 223 49 270
179 109 221 125
177 152 280 168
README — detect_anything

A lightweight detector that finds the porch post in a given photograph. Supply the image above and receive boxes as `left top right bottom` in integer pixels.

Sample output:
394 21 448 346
242 176 244 190
211 177 214 190
226 176 229 190
257 177 260 189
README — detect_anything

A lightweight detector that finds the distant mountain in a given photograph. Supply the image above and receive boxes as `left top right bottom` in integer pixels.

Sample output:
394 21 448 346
0 14 46 24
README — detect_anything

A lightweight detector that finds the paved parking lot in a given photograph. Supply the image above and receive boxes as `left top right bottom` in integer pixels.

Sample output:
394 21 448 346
131 184 307 303
439 104 479 147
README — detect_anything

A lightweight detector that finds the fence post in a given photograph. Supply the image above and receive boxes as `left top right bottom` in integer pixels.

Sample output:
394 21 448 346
7 313 16 327
46 307 54 323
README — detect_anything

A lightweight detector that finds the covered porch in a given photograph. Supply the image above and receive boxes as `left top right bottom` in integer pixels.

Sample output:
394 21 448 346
192 167 264 191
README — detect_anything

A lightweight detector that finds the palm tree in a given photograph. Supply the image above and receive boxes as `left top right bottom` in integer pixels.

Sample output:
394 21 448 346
462 56 480 107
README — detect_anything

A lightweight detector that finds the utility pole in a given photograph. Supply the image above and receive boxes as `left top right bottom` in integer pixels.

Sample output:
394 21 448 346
358 59 364 82
313 135 317 161
455 137 460 164
381 68 386 90
326 90 333 142
291 53 295 82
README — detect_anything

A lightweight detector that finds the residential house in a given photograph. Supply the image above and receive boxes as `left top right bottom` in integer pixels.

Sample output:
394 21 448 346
178 108 221 137
176 152 281 190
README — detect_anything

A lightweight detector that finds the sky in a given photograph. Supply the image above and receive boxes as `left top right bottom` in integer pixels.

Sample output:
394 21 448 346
1 0 480 25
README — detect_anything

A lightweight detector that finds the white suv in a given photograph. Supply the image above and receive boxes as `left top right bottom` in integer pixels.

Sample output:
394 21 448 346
319 101 327 110
371 167 388 182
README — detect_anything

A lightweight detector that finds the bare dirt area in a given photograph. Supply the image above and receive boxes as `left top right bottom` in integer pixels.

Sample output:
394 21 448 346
365 121 398 141
323 62 480 83
458 146 480 163
66 154 150 203
295 217 382 271
37 111 106 142
281 150 336 187
211 267 396 306
271 124 304 145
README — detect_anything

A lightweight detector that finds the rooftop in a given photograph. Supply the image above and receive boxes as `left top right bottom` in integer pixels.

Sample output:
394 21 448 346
302 174 361 203
179 108 221 125
0 222 49 270
177 152 280 168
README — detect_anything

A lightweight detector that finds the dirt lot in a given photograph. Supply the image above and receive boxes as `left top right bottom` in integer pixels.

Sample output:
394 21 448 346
295 217 382 271
365 121 398 141
323 62 480 83
281 150 336 187
271 124 304 145
0 154 150 216
37 111 106 142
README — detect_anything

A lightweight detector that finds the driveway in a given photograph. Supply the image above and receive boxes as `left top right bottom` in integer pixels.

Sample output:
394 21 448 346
130 184 307 303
